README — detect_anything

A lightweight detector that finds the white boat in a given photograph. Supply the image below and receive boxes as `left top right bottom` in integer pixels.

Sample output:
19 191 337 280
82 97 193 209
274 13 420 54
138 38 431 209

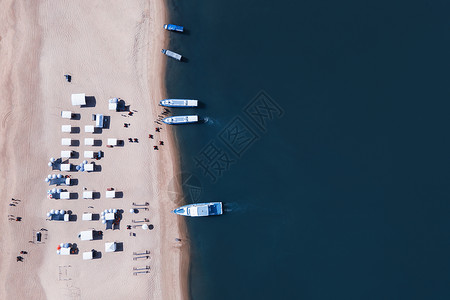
162 115 198 125
173 202 223 217
160 99 198 107
161 49 182 61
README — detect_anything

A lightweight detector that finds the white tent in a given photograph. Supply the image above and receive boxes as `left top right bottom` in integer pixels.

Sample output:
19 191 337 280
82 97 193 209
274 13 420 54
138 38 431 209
65 178 71 185
107 138 117 146
61 138 72 146
105 212 115 221
105 242 116 253
95 114 104 128
84 151 94 158
84 138 94 146
83 251 93 260
71 93 86 106
59 247 71 255
78 230 94 241
108 98 118 111
61 111 72 119
64 214 70 222
61 125 72 133
82 213 93 221
60 164 71 171
60 192 70 199
61 150 72 158
83 191 93 199
85 125 95 133
84 164 94 172
105 190 116 198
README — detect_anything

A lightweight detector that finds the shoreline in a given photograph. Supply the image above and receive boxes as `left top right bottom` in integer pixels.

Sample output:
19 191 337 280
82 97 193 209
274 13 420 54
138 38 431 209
0 0 190 299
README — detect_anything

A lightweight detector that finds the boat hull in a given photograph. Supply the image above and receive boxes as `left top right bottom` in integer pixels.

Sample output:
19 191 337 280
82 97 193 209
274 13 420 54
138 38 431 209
173 202 223 217
160 99 198 107
162 115 199 125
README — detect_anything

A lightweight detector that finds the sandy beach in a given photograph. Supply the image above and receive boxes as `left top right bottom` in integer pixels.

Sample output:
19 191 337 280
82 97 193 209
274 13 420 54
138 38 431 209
0 1 189 299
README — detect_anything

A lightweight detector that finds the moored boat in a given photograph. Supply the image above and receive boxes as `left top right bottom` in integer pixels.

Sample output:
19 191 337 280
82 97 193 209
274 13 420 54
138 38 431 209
173 202 223 217
164 24 184 32
161 49 182 61
162 115 198 125
160 99 198 107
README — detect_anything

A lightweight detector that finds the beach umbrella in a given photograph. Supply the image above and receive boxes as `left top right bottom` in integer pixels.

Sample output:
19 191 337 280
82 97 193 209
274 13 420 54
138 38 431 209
102 220 106 224
63 243 70 248
142 224 148 230
46 212 51 217
52 188 57 193
80 167 85 172
129 209 134 213
75 165 81 171
50 157 55 162
60 210 65 214
48 162 52 167
57 245 61 250
47 174 52 179
83 160 88 164
44 178 49 182
108 209 113 213
113 209 117 213
57 174 62 178
52 174 57 179
101 211 105 216
50 209 55 214
57 189 61 193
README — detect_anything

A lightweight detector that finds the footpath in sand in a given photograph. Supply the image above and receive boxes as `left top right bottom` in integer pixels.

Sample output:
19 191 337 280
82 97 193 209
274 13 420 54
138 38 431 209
0 1 189 299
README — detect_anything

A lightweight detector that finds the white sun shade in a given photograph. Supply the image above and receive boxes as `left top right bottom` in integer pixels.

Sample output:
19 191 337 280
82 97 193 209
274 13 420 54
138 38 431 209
105 242 116 252
85 125 95 133
61 150 72 158
84 151 94 158
61 125 72 133
83 191 93 199
71 93 86 106
61 111 72 119
60 164 71 171
61 138 72 146
105 190 116 198
84 138 94 146
107 138 117 146
84 164 94 172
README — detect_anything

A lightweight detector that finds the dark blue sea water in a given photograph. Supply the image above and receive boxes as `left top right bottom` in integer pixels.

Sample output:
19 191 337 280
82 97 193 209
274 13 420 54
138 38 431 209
165 0 450 299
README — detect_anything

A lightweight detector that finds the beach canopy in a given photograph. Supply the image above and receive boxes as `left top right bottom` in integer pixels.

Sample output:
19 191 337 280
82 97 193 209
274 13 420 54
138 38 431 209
85 125 95 133
84 138 94 146
105 212 115 221
84 164 94 172
105 191 116 198
83 191 93 199
78 230 94 241
108 98 118 111
59 192 70 199
107 138 117 146
84 151 94 158
61 138 72 146
61 150 72 158
61 111 72 119
60 164 71 171
82 213 93 221
142 224 148 230
83 251 93 260
105 242 116 253
61 125 72 133
71 93 86 106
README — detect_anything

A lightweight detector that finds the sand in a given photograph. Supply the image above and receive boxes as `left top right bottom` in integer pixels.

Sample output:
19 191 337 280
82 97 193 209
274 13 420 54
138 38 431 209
0 1 189 299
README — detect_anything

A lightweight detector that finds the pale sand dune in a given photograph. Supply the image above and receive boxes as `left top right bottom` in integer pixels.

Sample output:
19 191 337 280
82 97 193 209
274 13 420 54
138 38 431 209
0 1 189 299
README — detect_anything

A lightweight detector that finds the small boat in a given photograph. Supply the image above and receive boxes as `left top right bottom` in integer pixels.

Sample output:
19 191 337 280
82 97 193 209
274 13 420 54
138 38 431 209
162 115 198 125
173 202 223 217
160 99 198 108
161 49 182 61
164 24 184 32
